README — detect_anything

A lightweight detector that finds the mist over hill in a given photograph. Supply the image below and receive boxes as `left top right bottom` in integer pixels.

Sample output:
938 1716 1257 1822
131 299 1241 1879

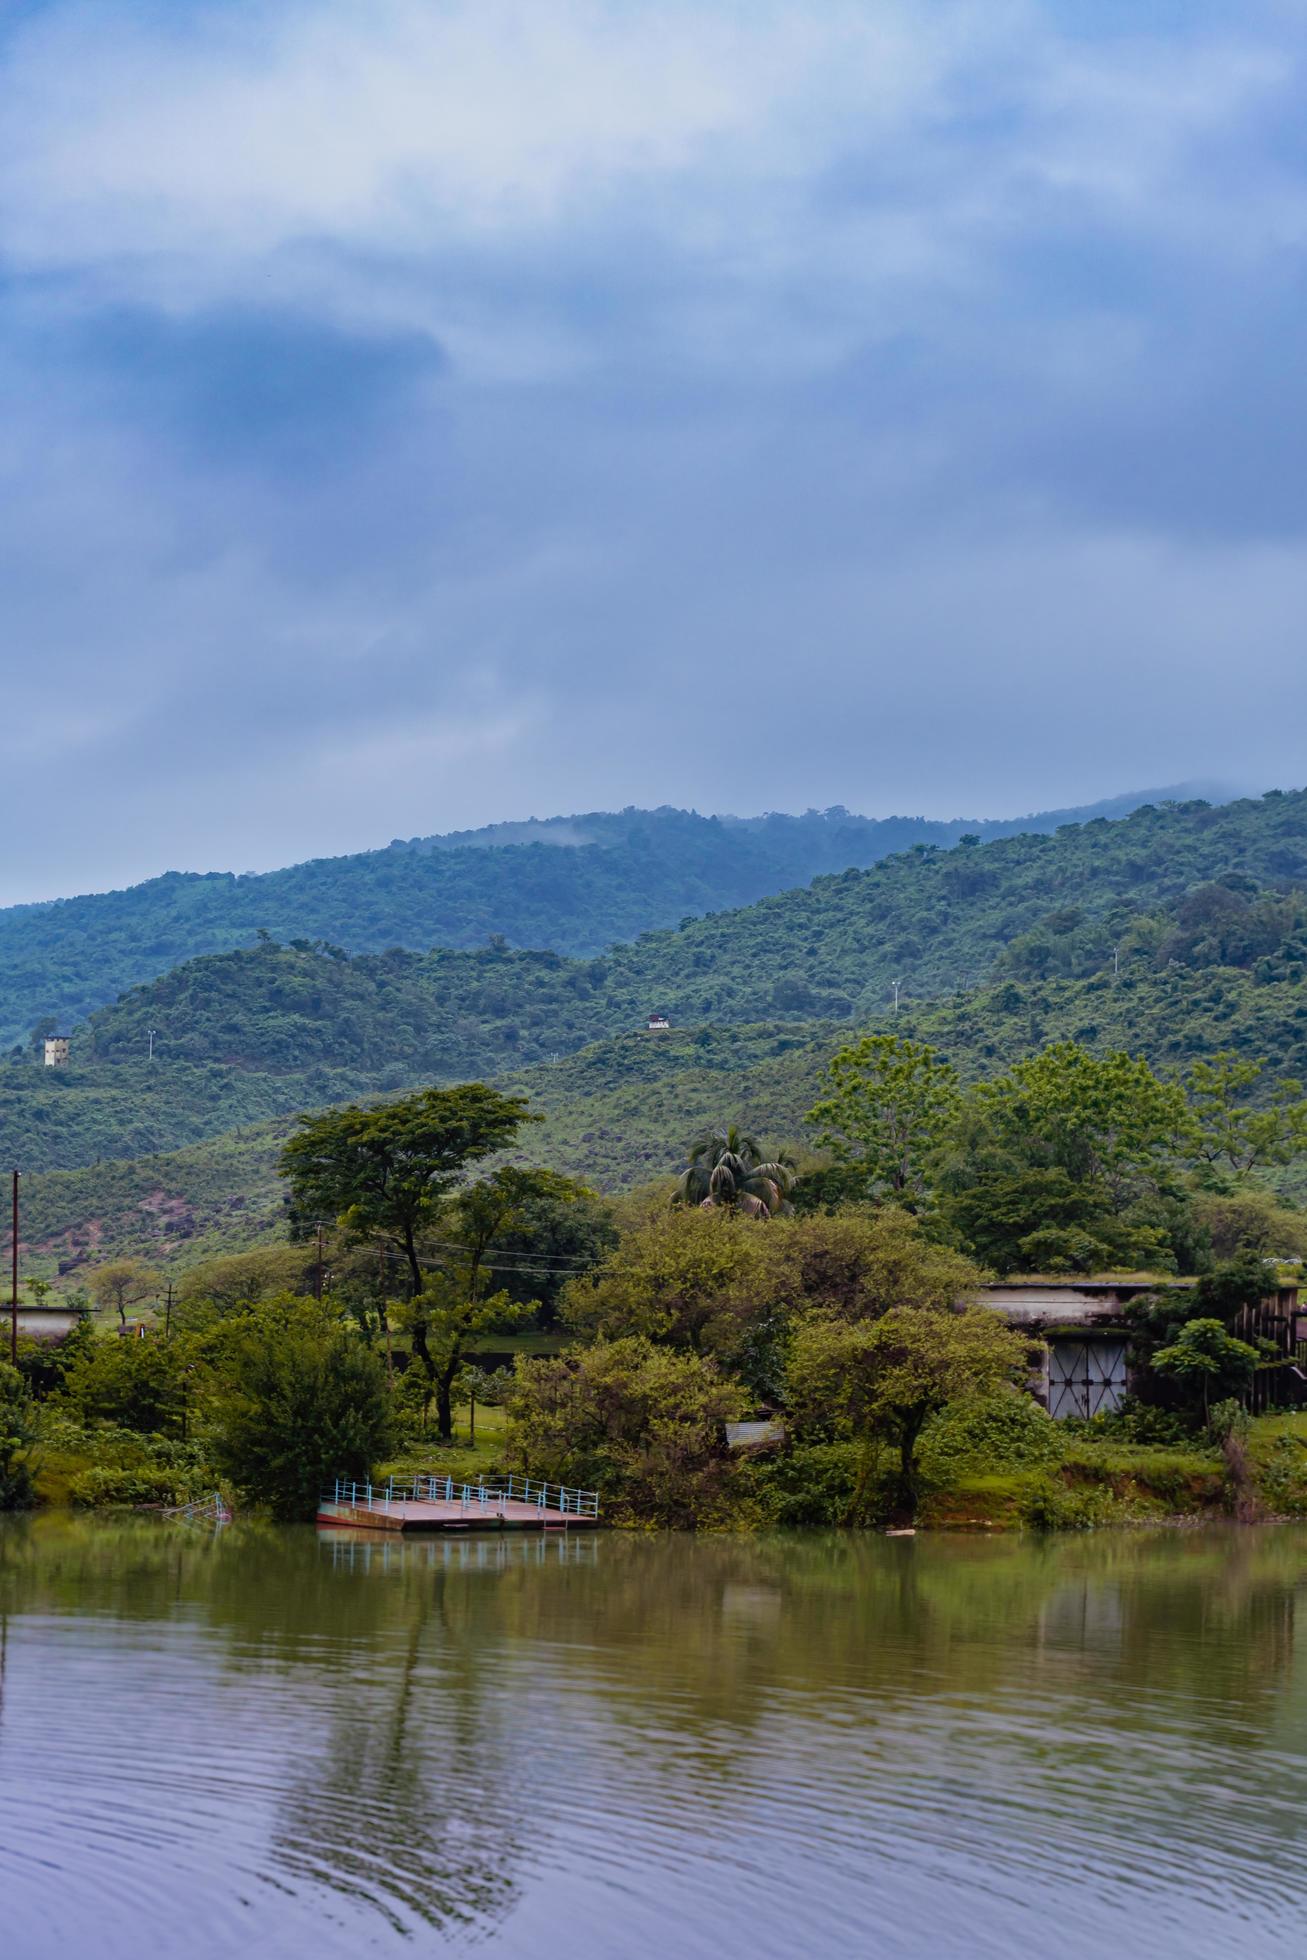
0 783 1229 1049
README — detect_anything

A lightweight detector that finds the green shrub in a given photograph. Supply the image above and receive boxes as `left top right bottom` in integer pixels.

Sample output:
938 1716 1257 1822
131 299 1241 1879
0 1363 37 1511
1064 1401 1195 1447
1017 1475 1102 1531
744 1442 867 1527
918 1392 1064 1485
69 1463 189 1508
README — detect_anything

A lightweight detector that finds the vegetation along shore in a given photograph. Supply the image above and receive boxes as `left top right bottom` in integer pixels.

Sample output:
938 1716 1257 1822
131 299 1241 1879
8 796 1307 1536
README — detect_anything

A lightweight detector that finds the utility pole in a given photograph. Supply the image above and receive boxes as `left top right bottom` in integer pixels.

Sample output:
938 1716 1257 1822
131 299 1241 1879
315 1223 325 1301
164 1280 174 1343
9 1170 17 1366
147 1028 157 1062
890 978 902 1015
1112 945 1121 980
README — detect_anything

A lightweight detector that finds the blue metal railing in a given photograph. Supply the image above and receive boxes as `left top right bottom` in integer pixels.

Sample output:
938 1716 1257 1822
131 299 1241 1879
322 1473 599 1520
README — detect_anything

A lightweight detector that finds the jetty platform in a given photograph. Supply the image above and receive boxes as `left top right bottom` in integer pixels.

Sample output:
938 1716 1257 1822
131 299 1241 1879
317 1473 600 1533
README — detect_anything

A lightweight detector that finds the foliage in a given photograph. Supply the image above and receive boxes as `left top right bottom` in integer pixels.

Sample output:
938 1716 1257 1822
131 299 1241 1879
787 1305 1031 1510
806 1033 959 1201
0 1363 37 1510
0 793 1183 1050
1151 1319 1261 1420
561 1206 780 1356
917 1391 1064 1483
1190 1186 1307 1262
505 1335 744 1527
674 1125 796 1216
89 1257 163 1328
1186 1053 1307 1177
176 1244 319 1318
561 1207 983 1397
68 1463 194 1509
394 1167 555 1439
60 1335 187 1434
206 1299 393 1519
740 1441 871 1527
938 1043 1193 1273
1189 1249 1276 1323
969 1043 1190 1207
280 1082 532 1296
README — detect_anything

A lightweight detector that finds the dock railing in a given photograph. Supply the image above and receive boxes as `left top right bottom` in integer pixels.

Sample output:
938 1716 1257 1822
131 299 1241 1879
322 1474 599 1519
162 1491 232 1526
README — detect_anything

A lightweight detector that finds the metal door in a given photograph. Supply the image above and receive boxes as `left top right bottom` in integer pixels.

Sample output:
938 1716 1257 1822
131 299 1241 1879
1047 1338 1128 1419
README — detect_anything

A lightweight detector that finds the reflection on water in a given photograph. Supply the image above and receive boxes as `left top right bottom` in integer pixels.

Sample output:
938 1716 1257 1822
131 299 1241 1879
2 1518 1307 1958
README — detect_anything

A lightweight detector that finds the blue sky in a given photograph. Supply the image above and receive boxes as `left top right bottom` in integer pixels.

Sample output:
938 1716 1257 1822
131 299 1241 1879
2 0 1305 902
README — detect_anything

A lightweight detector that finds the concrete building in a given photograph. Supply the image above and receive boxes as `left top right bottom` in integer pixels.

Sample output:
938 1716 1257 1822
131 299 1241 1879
8 1300 86 1342
978 1277 1307 1419
647 1012 671 1032
43 1035 70 1067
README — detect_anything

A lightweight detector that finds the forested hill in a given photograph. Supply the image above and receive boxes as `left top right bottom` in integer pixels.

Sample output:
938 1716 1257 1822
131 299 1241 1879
7 787 1305 1180
0 784 1220 1048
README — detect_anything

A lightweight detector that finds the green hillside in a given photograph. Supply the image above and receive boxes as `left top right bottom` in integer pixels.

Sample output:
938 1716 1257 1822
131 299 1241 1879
11 786 1307 1281
0 785 1219 1047
20 959 1307 1284
5 788 1304 1179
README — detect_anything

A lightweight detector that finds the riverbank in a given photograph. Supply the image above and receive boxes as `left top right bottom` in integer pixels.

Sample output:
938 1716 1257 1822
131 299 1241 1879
30 1403 1307 1532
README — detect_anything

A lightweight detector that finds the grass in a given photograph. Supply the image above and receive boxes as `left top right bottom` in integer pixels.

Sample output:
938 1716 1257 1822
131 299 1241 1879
379 1399 512 1487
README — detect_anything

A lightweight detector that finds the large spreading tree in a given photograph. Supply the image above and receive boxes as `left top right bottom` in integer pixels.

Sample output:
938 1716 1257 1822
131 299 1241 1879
279 1083 532 1297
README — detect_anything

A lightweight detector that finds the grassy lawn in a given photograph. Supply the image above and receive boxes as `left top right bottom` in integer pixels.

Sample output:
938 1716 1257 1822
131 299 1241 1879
379 1399 512 1487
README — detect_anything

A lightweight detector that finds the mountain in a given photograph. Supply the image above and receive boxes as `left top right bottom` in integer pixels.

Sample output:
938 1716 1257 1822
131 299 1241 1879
21 955 1307 1281
6 787 1304 1184
0 784 1229 1049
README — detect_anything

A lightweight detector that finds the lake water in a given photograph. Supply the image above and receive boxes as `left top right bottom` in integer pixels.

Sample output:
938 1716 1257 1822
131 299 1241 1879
2 1518 1306 1958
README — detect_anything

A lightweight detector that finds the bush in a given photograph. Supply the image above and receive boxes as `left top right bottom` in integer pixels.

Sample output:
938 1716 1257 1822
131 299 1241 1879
506 1336 743 1528
743 1442 868 1527
0 1363 37 1510
918 1392 1064 1485
1063 1400 1196 1446
1017 1474 1102 1531
69 1464 190 1509
208 1301 394 1520
60 1336 186 1435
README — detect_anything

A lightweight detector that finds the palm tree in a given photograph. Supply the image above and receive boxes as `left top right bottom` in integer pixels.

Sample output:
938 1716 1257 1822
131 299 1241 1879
674 1125 797 1218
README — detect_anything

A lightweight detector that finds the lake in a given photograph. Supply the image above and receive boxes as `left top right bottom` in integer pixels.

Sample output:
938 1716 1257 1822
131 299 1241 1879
1 1517 1305 1957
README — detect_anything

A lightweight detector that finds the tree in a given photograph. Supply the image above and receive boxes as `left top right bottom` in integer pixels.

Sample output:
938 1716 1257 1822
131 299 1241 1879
1191 1187 1307 1262
674 1126 796 1217
60 1333 185 1434
0 1363 37 1510
476 1172 617 1323
505 1336 744 1527
279 1082 532 1299
1151 1318 1260 1423
176 1245 319 1319
89 1258 163 1330
786 1305 1030 1511
562 1205 779 1356
396 1167 551 1441
939 1166 1115 1275
207 1299 393 1520
806 1034 960 1202
1186 1053 1307 1178
970 1043 1189 1211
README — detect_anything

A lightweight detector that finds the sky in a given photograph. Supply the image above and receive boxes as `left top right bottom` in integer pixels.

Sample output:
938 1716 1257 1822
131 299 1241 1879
2 0 1306 904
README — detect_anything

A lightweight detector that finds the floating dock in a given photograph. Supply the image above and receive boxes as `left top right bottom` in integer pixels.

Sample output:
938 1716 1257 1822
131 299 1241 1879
316 1473 600 1533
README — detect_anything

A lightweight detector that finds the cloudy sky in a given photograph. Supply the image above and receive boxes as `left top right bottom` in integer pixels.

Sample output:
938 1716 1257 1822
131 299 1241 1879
2 0 1305 903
